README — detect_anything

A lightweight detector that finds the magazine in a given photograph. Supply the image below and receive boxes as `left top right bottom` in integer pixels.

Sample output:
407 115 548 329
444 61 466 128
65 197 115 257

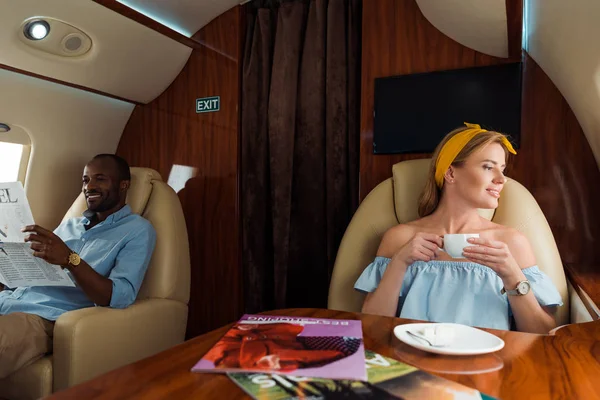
0 182 74 287
228 350 497 400
192 314 367 381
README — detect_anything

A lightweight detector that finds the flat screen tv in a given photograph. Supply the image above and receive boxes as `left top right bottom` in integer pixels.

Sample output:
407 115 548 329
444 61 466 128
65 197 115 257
373 62 522 154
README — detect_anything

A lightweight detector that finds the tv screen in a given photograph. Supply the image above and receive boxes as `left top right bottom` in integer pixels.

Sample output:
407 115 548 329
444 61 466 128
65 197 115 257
373 62 522 154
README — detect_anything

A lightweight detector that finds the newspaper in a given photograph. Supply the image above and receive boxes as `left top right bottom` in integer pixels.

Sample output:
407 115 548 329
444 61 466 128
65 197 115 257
0 182 74 287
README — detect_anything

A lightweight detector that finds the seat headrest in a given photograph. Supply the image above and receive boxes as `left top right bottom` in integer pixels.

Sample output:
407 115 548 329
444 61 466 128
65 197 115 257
62 167 163 221
392 159 495 222
126 168 163 215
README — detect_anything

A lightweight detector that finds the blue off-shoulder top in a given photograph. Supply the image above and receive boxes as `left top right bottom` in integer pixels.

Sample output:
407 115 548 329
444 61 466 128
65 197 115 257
354 257 563 330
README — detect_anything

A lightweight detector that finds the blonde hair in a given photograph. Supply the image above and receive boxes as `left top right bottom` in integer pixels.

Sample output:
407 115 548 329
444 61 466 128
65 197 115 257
418 127 513 217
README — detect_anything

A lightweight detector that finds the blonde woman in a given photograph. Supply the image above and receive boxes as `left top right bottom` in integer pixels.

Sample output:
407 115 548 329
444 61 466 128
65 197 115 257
354 123 562 333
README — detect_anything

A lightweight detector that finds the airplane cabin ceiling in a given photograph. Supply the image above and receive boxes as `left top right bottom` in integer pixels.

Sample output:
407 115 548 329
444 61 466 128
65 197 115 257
116 0 243 37
0 0 192 104
416 0 509 58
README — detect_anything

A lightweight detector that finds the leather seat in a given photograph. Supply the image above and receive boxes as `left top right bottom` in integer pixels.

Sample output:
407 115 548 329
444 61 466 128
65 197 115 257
0 167 191 399
328 159 594 327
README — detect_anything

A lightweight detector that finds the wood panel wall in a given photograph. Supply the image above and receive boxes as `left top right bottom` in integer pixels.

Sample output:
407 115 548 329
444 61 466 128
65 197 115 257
360 0 520 201
360 0 600 268
513 53 600 267
116 7 243 338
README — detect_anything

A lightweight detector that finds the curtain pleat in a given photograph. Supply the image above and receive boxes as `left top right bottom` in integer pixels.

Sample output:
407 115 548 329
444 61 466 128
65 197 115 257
241 8 275 312
242 0 361 312
268 2 307 308
288 0 328 307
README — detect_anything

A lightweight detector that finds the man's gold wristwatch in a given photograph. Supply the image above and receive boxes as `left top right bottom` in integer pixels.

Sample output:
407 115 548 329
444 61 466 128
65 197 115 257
67 251 81 268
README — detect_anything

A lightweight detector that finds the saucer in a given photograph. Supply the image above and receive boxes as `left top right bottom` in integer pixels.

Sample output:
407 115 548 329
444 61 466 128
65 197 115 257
394 323 505 356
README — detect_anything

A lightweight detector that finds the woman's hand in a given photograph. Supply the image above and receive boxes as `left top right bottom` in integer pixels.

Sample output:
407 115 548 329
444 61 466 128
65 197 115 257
392 232 443 268
462 237 522 281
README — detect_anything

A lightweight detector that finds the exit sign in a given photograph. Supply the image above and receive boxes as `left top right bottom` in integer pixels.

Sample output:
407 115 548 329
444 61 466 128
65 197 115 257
196 96 220 113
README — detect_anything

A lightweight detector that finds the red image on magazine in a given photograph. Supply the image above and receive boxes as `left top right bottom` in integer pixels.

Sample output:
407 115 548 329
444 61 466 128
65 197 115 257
193 314 367 381
203 322 360 372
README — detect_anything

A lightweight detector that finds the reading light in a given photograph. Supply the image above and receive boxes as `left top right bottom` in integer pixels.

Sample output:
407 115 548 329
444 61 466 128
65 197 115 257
24 19 50 40
0 124 10 133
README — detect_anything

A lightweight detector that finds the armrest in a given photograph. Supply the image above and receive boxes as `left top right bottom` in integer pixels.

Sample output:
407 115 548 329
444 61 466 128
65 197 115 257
52 298 188 391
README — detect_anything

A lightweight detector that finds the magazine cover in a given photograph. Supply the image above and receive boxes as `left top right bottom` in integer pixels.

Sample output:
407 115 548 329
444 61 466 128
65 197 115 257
228 350 496 400
192 314 366 381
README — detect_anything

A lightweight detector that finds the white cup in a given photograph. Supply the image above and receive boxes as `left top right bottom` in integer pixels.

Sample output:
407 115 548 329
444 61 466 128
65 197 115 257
443 233 479 258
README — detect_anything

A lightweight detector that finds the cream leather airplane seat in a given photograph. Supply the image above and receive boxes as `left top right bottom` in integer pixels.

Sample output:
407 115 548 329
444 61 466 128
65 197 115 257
328 159 572 327
0 167 191 400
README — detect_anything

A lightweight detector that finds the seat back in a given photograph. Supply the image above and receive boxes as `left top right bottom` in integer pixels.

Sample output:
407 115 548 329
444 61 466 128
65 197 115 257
62 167 190 304
328 159 569 326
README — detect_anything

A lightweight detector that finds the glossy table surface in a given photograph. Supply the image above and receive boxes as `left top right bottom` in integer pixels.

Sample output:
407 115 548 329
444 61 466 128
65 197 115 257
47 308 600 399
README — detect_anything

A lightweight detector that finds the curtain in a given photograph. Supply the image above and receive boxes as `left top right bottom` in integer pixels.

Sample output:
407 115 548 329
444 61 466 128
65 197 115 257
241 0 361 312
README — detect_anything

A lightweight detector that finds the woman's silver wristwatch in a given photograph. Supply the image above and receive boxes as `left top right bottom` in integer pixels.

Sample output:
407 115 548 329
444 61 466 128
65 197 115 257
501 280 531 296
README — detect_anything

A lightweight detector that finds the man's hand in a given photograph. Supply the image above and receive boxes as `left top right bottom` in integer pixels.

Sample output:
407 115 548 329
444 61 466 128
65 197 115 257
22 225 71 266
22 225 114 306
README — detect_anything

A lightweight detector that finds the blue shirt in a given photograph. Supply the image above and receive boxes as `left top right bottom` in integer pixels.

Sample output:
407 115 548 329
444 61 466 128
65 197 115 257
0 205 156 321
354 257 563 330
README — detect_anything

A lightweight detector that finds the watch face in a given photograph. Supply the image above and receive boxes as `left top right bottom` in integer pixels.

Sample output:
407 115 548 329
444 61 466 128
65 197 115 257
69 253 81 266
517 281 531 295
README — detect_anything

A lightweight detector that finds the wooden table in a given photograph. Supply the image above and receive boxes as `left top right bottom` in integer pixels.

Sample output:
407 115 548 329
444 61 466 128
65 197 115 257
47 308 600 399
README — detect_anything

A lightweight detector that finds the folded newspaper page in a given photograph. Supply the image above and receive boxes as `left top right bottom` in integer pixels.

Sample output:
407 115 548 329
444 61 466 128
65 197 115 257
0 182 74 287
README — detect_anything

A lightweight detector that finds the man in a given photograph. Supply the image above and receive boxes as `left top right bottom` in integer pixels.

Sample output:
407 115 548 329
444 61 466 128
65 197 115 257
0 154 156 378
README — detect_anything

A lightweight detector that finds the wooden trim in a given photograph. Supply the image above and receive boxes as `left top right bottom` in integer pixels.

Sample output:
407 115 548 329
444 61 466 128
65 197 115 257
564 263 600 321
92 0 202 50
0 63 141 105
506 0 523 59
115 7 243 338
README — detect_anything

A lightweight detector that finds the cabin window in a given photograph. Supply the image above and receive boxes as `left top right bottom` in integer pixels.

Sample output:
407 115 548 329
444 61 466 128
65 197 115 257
0 126 32 184
0 142 24 182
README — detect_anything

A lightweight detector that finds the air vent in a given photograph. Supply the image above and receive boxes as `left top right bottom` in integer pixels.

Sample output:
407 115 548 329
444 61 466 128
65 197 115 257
19 17 92 57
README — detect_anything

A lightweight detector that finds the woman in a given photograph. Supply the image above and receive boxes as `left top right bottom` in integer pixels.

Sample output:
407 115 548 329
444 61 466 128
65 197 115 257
354 123 562 333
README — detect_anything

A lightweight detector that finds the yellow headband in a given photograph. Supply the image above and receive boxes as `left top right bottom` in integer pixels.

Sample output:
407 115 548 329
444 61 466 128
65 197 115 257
434 122 517 188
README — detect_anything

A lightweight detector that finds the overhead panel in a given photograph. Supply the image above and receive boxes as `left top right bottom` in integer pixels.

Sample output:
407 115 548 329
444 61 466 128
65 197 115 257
116 0 241 37
416 0 509 58
0 0 192 103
